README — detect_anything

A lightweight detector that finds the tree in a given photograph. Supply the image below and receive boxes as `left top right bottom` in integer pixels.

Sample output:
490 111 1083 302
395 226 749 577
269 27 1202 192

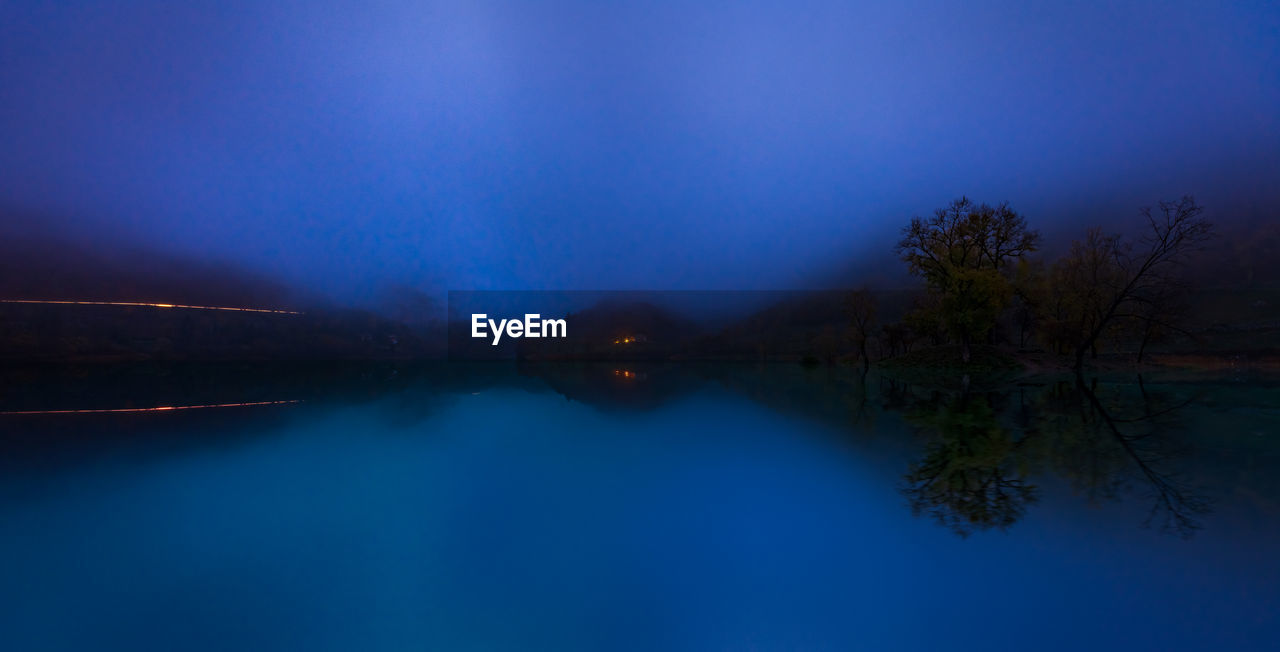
896 197 1040 362
845 287 877 370
1009 259 1044 349
1040 228 1128 357
903 292 947 347
1049 196 1213 371
1132 282 1192 364
879 322 919 358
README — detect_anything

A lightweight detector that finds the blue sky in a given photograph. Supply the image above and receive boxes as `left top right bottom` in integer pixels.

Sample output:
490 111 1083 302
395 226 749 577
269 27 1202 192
2 1 1277 302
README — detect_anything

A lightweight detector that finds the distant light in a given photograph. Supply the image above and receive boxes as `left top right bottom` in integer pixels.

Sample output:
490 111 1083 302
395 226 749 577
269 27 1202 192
0 299 302 314
0 400 302 415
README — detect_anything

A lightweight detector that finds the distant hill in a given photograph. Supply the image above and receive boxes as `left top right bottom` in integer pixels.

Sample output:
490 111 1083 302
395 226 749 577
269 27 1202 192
0 207 297 310
0 209 444 362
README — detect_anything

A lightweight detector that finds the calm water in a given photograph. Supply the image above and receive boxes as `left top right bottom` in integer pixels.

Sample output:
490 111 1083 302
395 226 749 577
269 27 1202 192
1 363 1278 651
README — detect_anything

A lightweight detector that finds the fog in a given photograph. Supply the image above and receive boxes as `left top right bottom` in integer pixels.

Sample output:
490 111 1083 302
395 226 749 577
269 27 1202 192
2 1 1277 306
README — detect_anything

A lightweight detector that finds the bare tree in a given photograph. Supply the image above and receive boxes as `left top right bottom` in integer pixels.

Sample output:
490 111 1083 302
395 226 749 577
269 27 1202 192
1043 228 1127 358
897 198 1040 277
845 287 877 370
1132 283 1192 364
1053 196 1213 371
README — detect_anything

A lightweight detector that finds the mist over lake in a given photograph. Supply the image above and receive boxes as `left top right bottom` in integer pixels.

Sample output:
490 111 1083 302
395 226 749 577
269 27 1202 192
3 2 1279 649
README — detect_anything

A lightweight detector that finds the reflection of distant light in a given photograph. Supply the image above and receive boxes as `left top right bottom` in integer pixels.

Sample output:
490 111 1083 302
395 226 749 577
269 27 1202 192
0 400 301 415
0 299 301 314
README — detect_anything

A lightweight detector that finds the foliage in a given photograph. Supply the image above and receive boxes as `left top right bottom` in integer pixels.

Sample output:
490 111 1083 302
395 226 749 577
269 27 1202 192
896 197 1040 362
881 194 1215 371
1036 196 1213 369
1036 228 1128 355
937 266 1012 348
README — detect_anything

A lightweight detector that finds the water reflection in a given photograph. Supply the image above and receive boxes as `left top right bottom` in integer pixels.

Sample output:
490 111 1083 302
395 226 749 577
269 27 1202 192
889 376 1210 537
0 362 1270 540
521 363 1257 539
901 390 1038 536
1 362 1278 650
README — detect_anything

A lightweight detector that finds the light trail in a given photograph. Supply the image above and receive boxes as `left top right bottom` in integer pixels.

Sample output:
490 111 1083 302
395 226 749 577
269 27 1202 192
0 400 302 416
0 299 302 314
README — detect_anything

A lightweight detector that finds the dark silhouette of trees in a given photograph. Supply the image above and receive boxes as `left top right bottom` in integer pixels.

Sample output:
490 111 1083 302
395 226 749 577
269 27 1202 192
1009 259 1043 349
1132 283 1192 364
903 293 947 348
896 198 1040 363
1039 228 1128 358
845 287 877 369
883 194 1218 368
1046 196 1213 371
879 322 918 358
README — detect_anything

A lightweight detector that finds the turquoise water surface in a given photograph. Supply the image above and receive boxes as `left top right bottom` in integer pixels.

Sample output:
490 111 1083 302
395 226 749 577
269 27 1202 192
1 364 1277 651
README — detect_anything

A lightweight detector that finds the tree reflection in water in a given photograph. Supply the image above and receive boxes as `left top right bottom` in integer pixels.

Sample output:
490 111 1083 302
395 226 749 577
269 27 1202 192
897 375 1210 538
902 391 1037 537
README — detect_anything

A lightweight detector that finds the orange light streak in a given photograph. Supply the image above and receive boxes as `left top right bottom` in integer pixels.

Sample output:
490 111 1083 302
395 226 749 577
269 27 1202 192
0 299 301 314
0 400 301 416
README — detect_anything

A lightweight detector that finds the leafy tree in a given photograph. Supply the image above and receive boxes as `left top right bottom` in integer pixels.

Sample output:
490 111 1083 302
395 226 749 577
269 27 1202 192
937 266 1012 356
897 197 1040 362
902 293 946 347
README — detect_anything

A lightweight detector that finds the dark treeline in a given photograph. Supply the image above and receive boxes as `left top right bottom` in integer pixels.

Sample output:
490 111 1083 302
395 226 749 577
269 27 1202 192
2 198 1277 366
499 195 1276 369
834 195 1279 371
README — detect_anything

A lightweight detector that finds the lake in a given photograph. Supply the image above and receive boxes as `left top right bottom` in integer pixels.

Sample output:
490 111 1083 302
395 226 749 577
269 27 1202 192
1 363 1278 651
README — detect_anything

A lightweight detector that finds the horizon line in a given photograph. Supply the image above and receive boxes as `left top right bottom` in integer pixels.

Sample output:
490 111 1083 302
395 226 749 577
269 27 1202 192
0 299 302 315
0 400 303 416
